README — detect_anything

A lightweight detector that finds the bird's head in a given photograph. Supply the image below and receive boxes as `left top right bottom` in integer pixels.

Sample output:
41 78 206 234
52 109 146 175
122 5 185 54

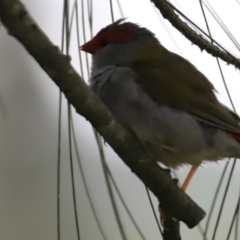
80 19 159 68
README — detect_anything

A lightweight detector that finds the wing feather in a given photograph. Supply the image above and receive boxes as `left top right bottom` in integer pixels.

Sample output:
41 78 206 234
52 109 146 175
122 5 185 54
128 44 240 133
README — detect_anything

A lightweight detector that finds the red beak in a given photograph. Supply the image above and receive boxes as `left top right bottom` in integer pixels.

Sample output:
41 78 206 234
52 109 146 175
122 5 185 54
80 39 99 54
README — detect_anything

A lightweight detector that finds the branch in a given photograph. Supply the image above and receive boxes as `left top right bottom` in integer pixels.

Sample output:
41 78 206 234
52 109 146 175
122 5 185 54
151 0 240 70
0 0 205 229
159 204 181 240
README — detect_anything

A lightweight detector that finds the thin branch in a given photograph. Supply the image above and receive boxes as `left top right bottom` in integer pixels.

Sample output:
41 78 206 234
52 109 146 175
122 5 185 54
159 204 181 240
0 0 205 228
151 0 240 70
146 187 163 237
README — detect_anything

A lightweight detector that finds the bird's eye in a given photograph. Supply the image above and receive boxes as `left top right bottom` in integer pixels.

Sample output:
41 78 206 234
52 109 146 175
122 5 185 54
100 39 109 47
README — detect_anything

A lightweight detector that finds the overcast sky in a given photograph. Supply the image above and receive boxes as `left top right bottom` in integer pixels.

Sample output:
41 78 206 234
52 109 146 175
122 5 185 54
0 0 240 239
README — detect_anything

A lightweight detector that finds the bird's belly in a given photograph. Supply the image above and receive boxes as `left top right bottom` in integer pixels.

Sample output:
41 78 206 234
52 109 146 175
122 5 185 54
147 143 224 168
113 105 238 168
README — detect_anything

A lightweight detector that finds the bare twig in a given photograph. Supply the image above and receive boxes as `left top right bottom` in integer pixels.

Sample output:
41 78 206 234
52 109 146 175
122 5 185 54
151 0 240 70
159 204 181 240
163 217 181 240
0 0 205 229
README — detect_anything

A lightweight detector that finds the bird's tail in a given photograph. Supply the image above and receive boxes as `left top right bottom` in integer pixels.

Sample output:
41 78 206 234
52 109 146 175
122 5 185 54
226 131 240 143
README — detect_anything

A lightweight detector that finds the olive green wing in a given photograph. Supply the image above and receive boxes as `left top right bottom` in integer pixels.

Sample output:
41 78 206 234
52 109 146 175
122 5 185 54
129 44 240 133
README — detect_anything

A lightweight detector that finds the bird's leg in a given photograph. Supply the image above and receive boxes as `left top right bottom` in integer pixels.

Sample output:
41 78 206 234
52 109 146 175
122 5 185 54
181 165 200 191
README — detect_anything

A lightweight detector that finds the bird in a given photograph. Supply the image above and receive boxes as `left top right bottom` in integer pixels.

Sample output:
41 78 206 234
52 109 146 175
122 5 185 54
80 19 240 190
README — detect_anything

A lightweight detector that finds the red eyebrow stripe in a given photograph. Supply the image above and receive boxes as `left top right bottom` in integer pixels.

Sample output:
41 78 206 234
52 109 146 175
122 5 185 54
96 23 134 43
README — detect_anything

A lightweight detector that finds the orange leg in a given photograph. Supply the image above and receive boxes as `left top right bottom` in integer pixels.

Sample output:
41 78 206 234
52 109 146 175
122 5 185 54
181 165 199 191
